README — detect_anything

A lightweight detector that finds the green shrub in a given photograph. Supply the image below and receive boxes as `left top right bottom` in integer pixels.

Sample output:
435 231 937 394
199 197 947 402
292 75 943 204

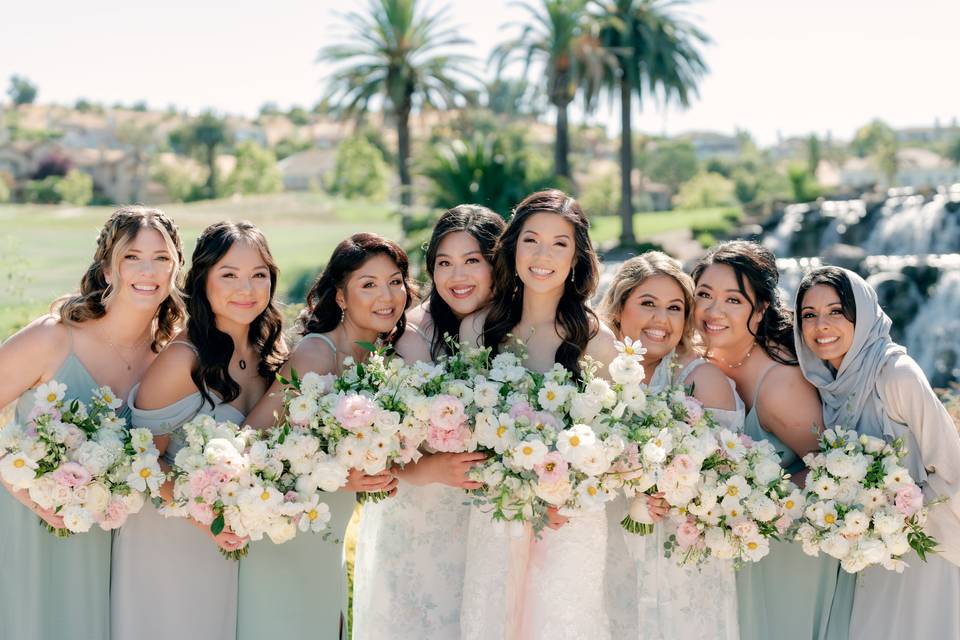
330 135 388 200
22 176 62 204
55 169 93 206
0 175 10 203
579 167 619 217
673 172 738 210
223 142 282 196
151 161 201 203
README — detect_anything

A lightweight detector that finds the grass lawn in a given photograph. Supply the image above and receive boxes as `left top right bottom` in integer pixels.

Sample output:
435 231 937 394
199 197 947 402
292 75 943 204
588 206 741 246
0 192 402 339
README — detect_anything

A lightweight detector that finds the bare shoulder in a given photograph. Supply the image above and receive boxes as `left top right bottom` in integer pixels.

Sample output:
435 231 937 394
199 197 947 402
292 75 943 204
459 308 491 349
3 315 71 357
136 340 200 410
287 334 337 377
405 303 431 332
0 315 72 390
395 325 433 364
686 361 737 410
758 363 822 424
585 321 619 367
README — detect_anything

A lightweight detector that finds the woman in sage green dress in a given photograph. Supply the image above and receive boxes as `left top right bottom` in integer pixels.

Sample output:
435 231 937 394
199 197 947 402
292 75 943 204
242 232 409 640
691 241 854 640
795 267 960 639
0 206 185 640
111 221 285 640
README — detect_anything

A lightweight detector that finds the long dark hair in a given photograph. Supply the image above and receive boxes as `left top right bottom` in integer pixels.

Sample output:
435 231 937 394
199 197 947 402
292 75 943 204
184 221 285 408
424 205 505 359
691 240 797 365
796 266 857 324
300 232 415 345
482 189 599 379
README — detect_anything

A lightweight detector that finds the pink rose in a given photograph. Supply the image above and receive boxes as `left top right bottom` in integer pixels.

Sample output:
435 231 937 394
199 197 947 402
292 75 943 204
611 443 641 473
894 484 923 518
200 485 219 504
429 395 467 431
62 425 86 450
508 402 536 421
534 452 569 484
676 519 702 549
98 499 130 530
428 424 471 453
334 394 378 431
667 454 695 475
188 501 215 525
52 462 92 488
775 515 792 535
740 434 755 448
682 396 704 425
397 437 423 465
187 470 212 496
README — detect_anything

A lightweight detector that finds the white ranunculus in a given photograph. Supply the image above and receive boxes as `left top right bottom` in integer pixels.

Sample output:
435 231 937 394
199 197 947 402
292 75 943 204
752 458 782 486
61 505 94 533
83 481 111 514
608 356 645 386
820 532 852 559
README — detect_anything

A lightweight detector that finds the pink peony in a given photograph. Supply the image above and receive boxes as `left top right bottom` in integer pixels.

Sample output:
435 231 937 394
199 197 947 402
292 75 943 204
429 395 467 431
187 470 212 497
188 501 215 525
676 519 702 549
52 462 92 488
682 396 704 425
534 451 569 484
611 443 641 474
428 424 472 453
894 484 923 518
334 394 378 431
98 499 130 530
200 485 219 504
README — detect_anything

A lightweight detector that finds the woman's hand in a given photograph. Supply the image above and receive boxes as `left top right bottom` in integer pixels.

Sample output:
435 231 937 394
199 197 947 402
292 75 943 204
646 492 669 522
344 468 398 496
189 517 248 553
399 452 487 489
545 505 569 530
1 477 66 528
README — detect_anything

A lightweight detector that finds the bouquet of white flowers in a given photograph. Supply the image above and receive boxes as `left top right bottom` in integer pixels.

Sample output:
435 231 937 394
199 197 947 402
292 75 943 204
794 428 938 573
276 344 424 503
0 381 163 536
466 345 624 535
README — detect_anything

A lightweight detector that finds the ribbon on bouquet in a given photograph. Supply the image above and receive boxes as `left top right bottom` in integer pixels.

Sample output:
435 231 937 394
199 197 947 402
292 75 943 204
504 522 534 640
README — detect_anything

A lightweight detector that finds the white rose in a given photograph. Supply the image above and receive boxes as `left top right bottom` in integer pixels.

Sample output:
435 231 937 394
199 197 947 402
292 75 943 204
608 356 644 386
535 479 572 506
820 532 852 559
752 458 782 486
83 481 111 514
745 494 779 522
61 505 94 533
883 531 910 557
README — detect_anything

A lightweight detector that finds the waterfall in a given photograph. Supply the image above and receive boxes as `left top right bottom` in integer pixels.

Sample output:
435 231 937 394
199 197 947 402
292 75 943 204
864 186 960 256
904 269 960 388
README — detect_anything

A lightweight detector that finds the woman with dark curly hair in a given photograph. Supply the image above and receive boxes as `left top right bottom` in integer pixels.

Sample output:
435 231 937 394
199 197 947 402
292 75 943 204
0 206 185 640
112 220 284 640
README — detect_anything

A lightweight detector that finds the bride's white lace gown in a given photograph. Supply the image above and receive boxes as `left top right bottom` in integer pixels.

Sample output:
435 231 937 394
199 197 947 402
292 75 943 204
606 353 743 640
460 504 610 640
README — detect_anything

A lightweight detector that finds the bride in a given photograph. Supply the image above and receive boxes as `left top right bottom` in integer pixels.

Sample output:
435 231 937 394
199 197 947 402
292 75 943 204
458 190 618 639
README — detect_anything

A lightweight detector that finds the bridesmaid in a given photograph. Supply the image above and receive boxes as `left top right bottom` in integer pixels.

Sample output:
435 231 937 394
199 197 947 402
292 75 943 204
0 206 185 640
352 205 505 639
459 190 619 640
242 232 406 640
599 251 742 640
111 221 285 640
794 266 960 639
690 240 851 640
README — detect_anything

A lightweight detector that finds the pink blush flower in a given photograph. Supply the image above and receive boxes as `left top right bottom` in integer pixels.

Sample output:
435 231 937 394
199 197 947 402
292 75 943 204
534 452 569 484
682 396 704 425
98 499 130 530
53 462 92 488
774 515 792 535
531 411 561 433
334 395 377 431
894 484 923 518
429 395 467 431
428 424 471 453
508 402 536 421
676 519 702 549
188 501 215 525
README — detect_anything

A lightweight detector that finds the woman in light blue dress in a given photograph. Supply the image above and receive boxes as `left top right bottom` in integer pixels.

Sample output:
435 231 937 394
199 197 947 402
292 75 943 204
0 206 185 640
600 252 743 640
795 266 960 640
243 232 410 640
691 241 853 640
352 205 504 640
111 221 285 640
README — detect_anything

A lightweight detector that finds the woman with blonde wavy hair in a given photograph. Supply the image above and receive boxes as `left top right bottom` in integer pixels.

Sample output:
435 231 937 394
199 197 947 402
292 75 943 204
0 205 185 639
600 251 743 640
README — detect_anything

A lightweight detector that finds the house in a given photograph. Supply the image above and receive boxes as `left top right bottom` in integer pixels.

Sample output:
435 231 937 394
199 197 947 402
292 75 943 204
278 148 335 191
833 147 960 190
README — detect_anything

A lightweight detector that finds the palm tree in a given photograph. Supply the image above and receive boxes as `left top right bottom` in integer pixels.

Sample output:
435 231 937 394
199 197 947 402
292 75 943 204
318 0 475 219
595 0 708 245
493 0 613 182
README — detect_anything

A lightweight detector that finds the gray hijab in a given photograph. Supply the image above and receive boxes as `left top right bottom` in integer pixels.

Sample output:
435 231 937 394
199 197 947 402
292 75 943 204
794 268 924 481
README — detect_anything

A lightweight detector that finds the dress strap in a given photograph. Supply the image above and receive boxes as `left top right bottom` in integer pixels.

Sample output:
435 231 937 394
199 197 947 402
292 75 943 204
751 362 779 411
169 340 199 355
675 357 707 387
301 333 337 354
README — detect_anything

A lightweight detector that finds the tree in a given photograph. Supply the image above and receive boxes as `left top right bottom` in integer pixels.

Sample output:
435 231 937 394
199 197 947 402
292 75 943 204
850 119 895 158
223 142 282 196
485 77 546 117
115 120 158 202
807 133 821 175
56 170 93 206
595 0 708 245
644 139 698 197
493 0 612 183
287 106 311 126
7 75 38 105
673 171 736 209
947 136 960 166
319 0 476 224
330 135 389 199
875 140 899 186
177 112 231 199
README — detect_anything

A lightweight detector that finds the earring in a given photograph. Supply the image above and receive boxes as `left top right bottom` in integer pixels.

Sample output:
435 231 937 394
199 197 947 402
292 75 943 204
340 307 346 324
570 265 575 283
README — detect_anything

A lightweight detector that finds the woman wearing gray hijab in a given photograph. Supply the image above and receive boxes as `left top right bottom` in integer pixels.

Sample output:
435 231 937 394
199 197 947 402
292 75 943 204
795 266 960 640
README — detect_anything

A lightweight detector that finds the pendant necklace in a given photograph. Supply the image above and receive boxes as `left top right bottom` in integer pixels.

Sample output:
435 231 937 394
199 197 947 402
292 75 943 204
711 341 757 369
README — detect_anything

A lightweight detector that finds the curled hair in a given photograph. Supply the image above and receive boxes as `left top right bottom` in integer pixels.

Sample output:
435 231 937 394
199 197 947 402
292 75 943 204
483 189 599 379
600 251 696 352
796 266 857 324
184 221 285 409
300 233 415 345
690 240 797 365
424 205 505 359
56 205 185 352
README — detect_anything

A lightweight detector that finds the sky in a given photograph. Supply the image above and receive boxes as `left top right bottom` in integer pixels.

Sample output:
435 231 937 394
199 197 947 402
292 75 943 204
1 0 957 145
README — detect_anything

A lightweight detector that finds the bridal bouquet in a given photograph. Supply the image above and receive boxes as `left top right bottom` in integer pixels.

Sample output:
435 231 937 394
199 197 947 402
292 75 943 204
466 348 624 534
277 345 424 502
794 428 938 573
660 425 798 566
0 381 163 536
